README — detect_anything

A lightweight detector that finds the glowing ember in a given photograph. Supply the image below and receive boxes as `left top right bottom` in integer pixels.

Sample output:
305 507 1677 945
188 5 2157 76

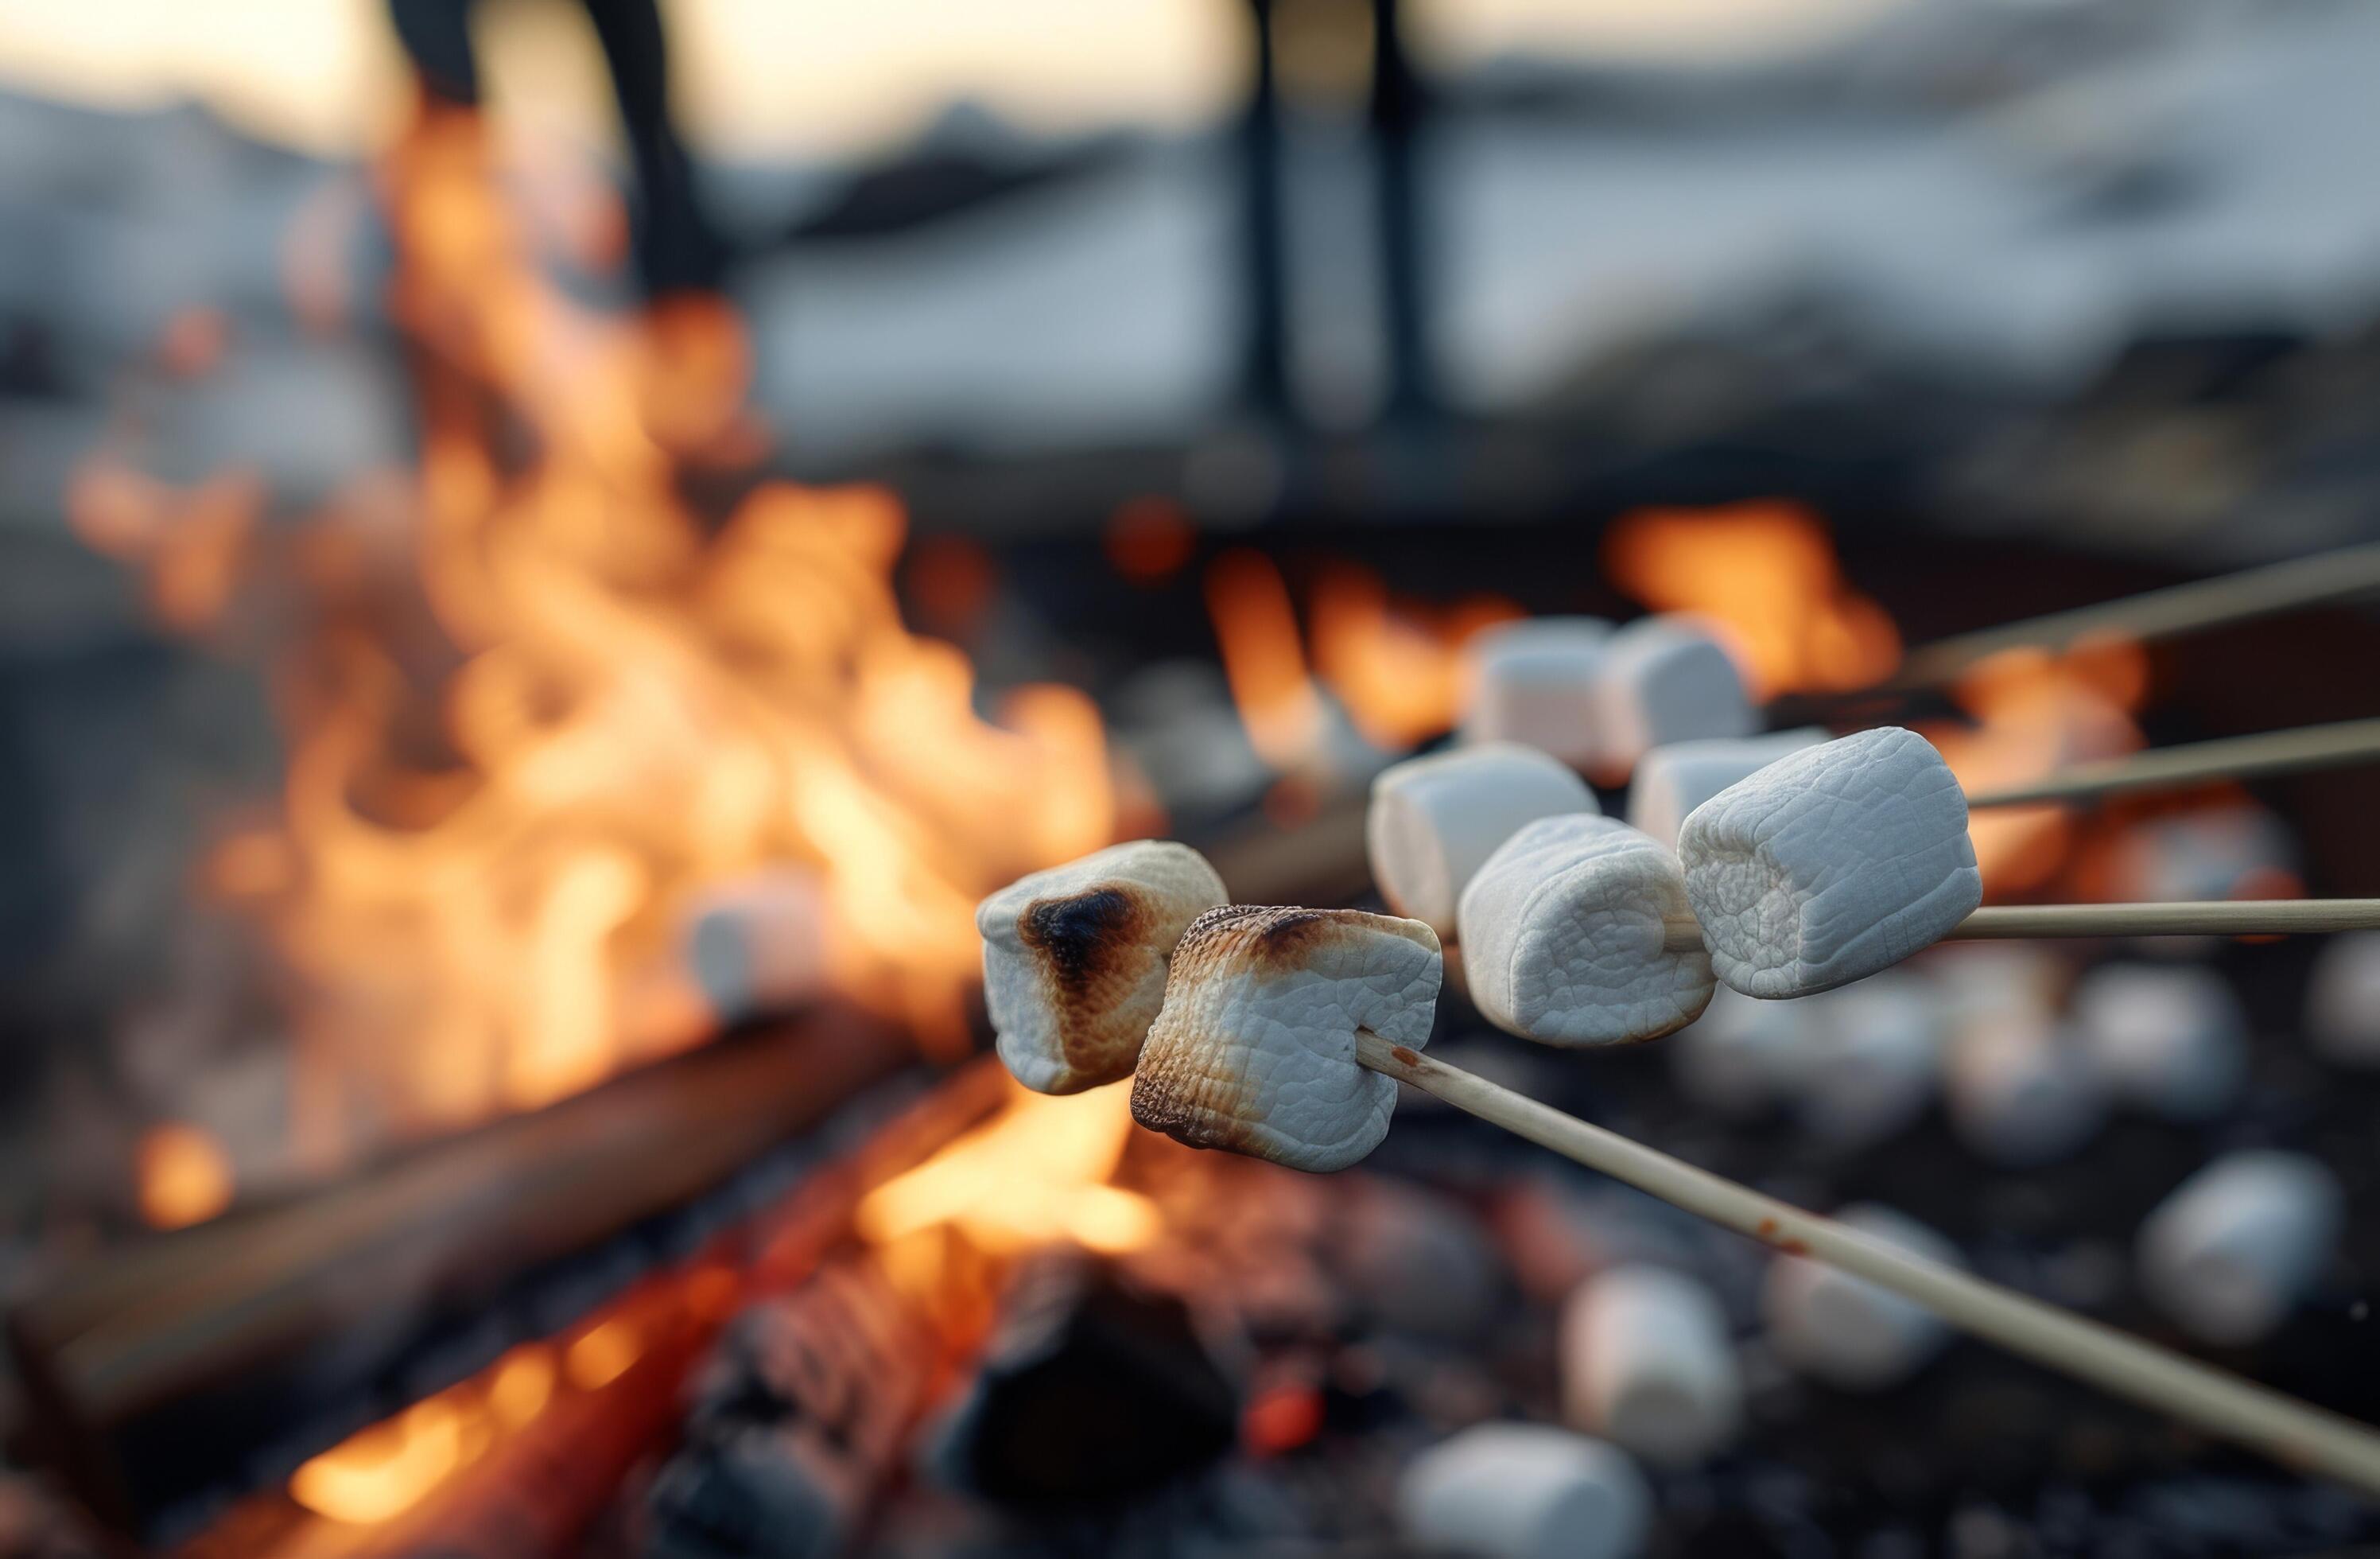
289 1392 472 1526
134 1124 234 1230
1605 500 1901 698
72 111 1125 1154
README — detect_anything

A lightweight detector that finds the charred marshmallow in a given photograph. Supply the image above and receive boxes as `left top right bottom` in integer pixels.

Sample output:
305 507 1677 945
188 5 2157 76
1130 905 1442 1172
977 841 1228 1095
1679 727 1982 999
1458 815 1714 1047
1367 741 1599 939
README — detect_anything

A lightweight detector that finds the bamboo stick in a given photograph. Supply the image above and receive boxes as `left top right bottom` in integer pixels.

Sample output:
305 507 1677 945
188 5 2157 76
1888 542 2380 691
1658 899 2380 954
1353 1031 2380 1497
1965 718 2380 808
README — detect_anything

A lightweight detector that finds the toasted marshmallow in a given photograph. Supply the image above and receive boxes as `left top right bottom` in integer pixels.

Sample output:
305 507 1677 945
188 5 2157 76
977 841 1228 1095
1367 742 1599 939
1944 1012 2106 1167
1679 727 1982 999
1625 729 1828 849
1561 1265 1742 1467
1587 616 1756 784
1458 815 1714 1048
2137 1151 2342 1346
2071 963 2246 1122
1460 617 1615 772
2306 930 2380 1068
1671 986 1807 1118
1398 1423 1650 1559
1765 1203 1962 1391
1130 904 1442 1172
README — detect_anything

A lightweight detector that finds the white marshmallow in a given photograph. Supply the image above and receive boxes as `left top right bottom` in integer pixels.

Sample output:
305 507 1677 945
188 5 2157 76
2137 1151 2342 1346
1367 742 1600 939
1777 973 1942 1149
1944 1012 2107 1167
1680 726 1982 1000
1397 1423 1650 1559
679 868 829 1022
1457 816 1715 1048
1460 617 1615 772
1560 1265 1742 1467
1671 986 1807 1118
2104 806 2300 906
1587 616 1756 783
1764 1203 1963 1391
1625 729 1828 849
2305 930 2380 1067
2070 963 2247 1122
976 841 1229 1095
1130 904 1442 1172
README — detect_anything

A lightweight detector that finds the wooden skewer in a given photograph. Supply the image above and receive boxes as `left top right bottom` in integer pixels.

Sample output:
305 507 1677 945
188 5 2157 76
1964 717 2380 808
1886 542 2380 692
1353 1030 2380 1496
1657 898 2380 954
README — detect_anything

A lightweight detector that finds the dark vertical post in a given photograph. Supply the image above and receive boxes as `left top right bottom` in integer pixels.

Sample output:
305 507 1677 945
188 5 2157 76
1238 0 1294 420
1369 0 1431 419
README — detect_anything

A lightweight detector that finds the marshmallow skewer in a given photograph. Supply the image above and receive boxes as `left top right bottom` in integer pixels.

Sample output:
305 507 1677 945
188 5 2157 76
1654 897 2380 954
1966 717 2380 809
1350 1030 2380 1496
1886 541 2380 692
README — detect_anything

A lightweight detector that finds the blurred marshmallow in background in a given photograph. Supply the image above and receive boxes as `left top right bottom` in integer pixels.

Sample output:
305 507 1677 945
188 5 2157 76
1944 1011 2107 1167
2070 963 2248 1122
2137 1151 2343 1346
1587 616 1756 785
1367 742 1598 939
2102 806 2301 958
2305 929 2380 1067
1919 943 2069 1030
1397 1422 1650 1559
1764 1203 1963 1391
1670 986 1807 1120
1460 617 1614 772
1623 728 1827 850
1560 1264 1743 1467
1776 972 1943 1150
678 866 831 1023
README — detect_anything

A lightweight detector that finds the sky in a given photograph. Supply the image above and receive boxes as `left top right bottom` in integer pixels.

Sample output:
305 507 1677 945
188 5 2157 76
0 0 1908 161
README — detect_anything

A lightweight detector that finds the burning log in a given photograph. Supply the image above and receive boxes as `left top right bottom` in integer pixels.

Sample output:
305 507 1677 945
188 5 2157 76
8 1006 921 1539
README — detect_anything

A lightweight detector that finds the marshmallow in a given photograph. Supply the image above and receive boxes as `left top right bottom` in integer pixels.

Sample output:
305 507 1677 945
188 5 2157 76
1765 1203 1963 1391
1457 816 1715 1048
1680 726 1982 999
1560 1265 1743 1467
1367 742 1599 939
1588 616 1756 783
977 841 1229 1095
1397 1423 1650 1559
2070 963 2247 1122
1944 1012 2107 1166
680 868 829 1022
1778 973 1942 1149
1460 617 1615 771
1130 904 1442 1172
2305 930 2380 1067
2104 805 2300 905
2137 1151 2342 1346
1625 729 1827 849
1671 986 1807 1118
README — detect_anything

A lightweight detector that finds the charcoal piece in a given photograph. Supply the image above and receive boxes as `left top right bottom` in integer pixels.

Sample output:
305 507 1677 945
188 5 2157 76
641 1423 848 1559
927 1254 1238 1509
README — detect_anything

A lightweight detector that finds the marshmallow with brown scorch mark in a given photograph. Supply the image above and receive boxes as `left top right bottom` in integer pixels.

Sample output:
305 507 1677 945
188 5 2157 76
1131 904 1442 1172
977 840 1228 1094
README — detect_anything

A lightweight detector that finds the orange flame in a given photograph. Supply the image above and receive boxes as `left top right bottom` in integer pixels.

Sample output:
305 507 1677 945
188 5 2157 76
1308 564 1522 749
1206 549 1326 769
1605 500 1901 698
75 108 1124 1157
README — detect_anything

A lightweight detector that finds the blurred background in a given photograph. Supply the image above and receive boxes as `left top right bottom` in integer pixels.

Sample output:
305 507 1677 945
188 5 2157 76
5 0 2380 1553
